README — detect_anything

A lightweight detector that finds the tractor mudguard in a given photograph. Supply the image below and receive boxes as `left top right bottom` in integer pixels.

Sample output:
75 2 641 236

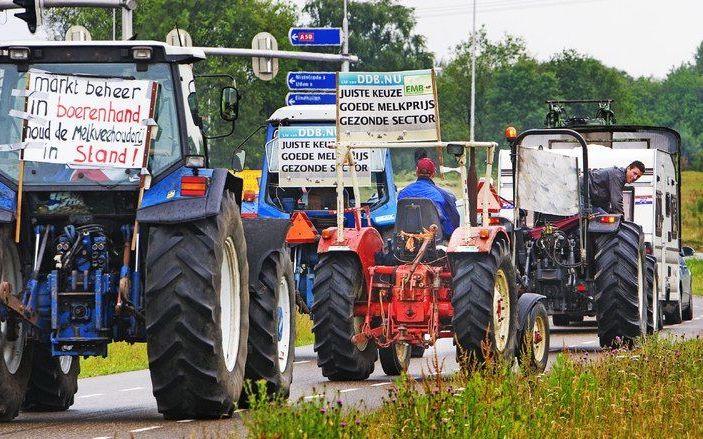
446 225 510 254
317 227 384 287
137 168 243 225
242 217 291 287
517 293 546 332
587 214 622 233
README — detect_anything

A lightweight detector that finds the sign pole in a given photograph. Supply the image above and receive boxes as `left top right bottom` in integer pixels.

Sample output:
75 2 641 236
342 0 350 72
14 75 30 243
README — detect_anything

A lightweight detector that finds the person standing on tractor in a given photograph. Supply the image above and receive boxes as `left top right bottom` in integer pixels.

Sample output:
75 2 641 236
588 160 645 215
398 157 460 237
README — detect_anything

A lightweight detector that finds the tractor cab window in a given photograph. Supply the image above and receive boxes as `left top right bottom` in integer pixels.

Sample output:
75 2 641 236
264 124 388 213
0 63 182 186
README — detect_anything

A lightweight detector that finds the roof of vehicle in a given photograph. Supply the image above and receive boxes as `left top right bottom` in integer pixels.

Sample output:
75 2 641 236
267 105 336 123
0 40 206 62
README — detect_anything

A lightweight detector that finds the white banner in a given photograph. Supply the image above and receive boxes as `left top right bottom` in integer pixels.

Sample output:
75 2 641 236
15 72 157 168
276 125 372 187
336 69 440 142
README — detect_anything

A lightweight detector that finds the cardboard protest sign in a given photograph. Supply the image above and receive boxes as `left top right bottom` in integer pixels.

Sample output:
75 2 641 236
14 72 157 169
336 69 440 142
276 125 373 187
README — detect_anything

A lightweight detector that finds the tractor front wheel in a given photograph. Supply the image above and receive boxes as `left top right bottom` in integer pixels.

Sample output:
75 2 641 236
145 192 249 419
241 252 295 405
22 346 79 411
517 302 549 372
451 242 518 367
312 253 376 381
379 342 411 376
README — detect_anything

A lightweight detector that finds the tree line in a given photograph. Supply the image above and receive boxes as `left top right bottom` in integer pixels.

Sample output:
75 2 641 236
48 0 703 172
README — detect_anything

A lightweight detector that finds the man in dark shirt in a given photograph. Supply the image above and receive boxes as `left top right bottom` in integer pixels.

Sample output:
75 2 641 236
398 158 460 238
588 160 645 215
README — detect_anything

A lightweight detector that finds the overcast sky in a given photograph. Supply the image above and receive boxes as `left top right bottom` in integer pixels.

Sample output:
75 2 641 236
1 0 701 78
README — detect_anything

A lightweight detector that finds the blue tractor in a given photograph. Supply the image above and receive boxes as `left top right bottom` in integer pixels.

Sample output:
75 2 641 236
253 105 397 314
0 40 295 421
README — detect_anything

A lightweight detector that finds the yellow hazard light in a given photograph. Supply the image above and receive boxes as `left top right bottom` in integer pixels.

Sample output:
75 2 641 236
505 126 517 141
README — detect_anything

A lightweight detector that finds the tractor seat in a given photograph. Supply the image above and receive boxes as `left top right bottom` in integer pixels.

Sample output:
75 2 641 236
392 198 443 262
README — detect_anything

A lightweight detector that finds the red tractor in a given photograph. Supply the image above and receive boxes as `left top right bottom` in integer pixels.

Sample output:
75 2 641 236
311 141 550 379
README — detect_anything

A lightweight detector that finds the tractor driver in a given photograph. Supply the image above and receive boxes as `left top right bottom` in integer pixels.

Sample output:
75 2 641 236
398 157 460 238
588 160 645 215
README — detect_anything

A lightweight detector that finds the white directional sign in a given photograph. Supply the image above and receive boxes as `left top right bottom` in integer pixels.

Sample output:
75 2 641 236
336 69 440 142
276 125 372 187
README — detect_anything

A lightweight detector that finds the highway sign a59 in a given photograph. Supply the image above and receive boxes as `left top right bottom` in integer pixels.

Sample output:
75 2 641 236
289 27 342 46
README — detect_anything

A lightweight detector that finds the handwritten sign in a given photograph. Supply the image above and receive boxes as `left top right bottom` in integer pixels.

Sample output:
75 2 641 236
336 69 440 142
276 125 373 187
16 72 157 168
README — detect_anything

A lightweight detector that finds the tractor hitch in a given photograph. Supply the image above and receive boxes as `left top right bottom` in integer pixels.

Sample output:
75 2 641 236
0 281 38 325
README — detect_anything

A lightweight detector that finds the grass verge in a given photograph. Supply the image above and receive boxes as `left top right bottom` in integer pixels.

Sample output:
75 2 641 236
682 171 703 251
244 336 703 438
687 258 703 296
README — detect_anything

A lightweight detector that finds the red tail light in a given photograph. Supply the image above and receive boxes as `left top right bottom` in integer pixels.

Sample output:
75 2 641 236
180 176 207 197
598 216 617 224
243 189 257 202
576 283 587 293
241 212 258 218
489 217 501 225
645 246 653 255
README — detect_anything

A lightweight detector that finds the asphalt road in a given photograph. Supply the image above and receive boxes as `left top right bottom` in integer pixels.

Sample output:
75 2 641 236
2 297 703 439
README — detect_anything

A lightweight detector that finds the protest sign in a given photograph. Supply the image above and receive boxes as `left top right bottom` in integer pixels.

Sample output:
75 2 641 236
14 72 157 168
336 69 440 142
276 125 374 187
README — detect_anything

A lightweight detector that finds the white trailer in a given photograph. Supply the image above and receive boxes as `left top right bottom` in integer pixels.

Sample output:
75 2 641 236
498 127 690 324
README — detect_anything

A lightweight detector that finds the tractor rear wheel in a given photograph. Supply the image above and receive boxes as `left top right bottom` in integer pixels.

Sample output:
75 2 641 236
145 192 249 419
312 253 376 381
241 252 295 405
0 228 33 421
451 242 518 367
22 346 79 411
379 342 411 376
517 302 549 372
595 222 646 348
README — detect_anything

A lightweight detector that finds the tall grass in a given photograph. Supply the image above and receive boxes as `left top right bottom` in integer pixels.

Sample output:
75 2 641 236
245 336 703 438
687 258 703 296
79 342 148 378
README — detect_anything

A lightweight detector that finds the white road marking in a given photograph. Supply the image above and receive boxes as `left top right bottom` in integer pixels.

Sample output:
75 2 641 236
370 382 391 387
340 388 359 393
176 419 194 423
91 436 112 439
77 393 102 399
119 386 144 392
129 426 162 433
293 360 310 365
304 394 324 400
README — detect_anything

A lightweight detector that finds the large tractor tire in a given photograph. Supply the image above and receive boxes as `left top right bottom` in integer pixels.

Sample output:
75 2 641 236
594 222 647 348
645 255 663 334
241 252 295 405
379 342 411 376
22 346 79 411
451 242 518 367
0 228 33 421
145 192 249 419
517 302 549 373
312 253 376 381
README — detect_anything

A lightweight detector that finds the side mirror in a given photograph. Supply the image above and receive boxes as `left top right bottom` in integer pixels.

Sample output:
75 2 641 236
187 92 203 128
681 246 695 257
221 87 239 122
231 150 246 172
447 143 464 158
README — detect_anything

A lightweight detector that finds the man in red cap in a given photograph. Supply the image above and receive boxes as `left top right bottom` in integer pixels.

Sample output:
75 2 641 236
398 157 460 238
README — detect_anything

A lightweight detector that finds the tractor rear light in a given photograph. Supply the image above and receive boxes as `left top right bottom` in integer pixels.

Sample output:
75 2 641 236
479 228 490 239
576 283 587 293
321 228 334 240
132 46 153 60
645 246 653 255
9 47 30 61
180 175 207 197
598 215 617 224
243 189 257 202
489 217 501 225
241 212 257 218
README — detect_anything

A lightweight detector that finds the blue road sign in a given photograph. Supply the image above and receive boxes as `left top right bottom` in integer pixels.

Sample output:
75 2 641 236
286 93 336 106
287 72 337 91
289 27 342 46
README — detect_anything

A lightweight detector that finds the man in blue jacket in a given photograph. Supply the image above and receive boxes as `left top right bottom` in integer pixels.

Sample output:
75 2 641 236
398 157 460 238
